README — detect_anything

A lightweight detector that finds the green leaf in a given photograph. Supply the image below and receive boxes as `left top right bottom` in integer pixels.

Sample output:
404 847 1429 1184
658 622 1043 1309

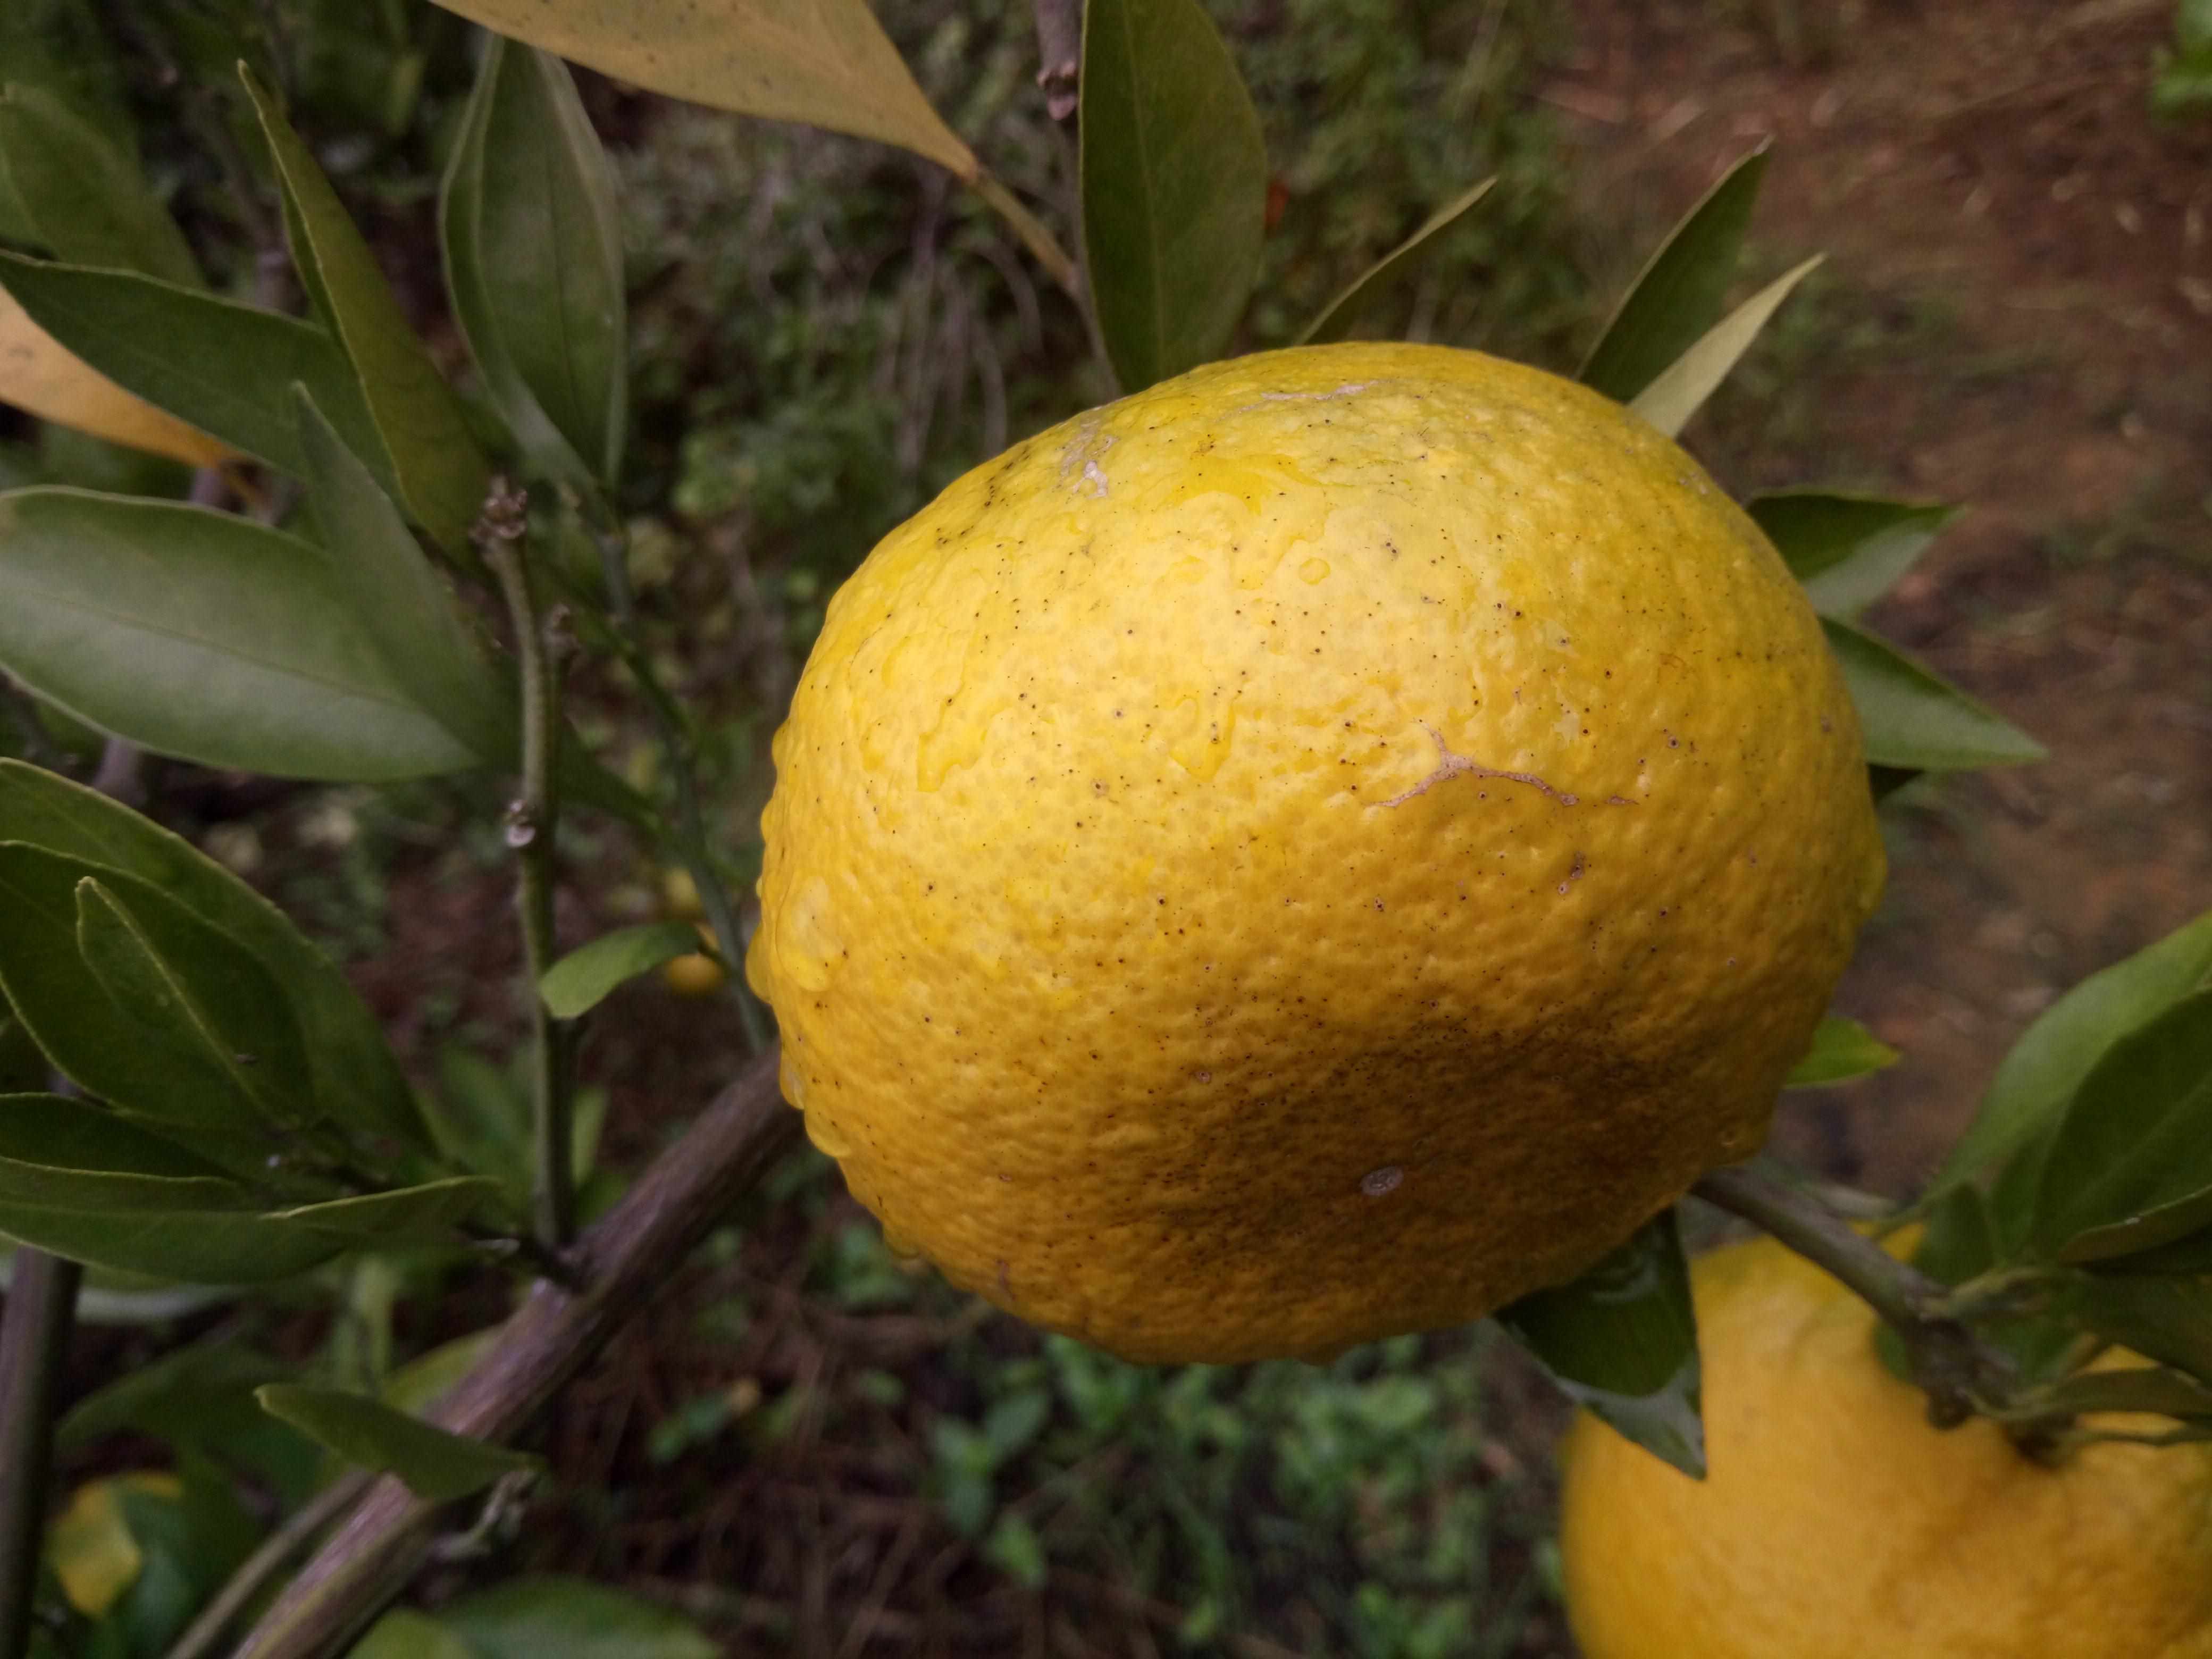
1294 178 1495 347
1496 1208 1704 1477
1580 145 1769 404
422 0 974 179
2030 990 2212 1264
422 1045 529 1205
1627 254 1822 438
1784 1016 1899 1087
1962 909 2212 1216
0 1093 246 1210
381 1329 501 1419
349 1611 478 1659
76 876 318 1134
433 1576 718 1659
58 1336 289 1444
0 253 389 483
276 1177 499 1243
255 1385 539 1503
55 1337 323 1508
1745 490 1958 619
0 1178 492 1284
540 921 706 1020
0 760 425 1149
2032 1364 2212 1422
0 1016 45 1092
0 489 481 781
1080 0 1267 392
1942 908 2212 1197
0 85 199 287
240 64 490 554
441 39 626 491
294 386 513 762
2076 1276 2212 1382
0 847 298 1145
1821 618 2045 772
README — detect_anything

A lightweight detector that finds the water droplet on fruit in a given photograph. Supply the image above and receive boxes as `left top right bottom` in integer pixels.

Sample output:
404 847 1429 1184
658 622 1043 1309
777 876 842 991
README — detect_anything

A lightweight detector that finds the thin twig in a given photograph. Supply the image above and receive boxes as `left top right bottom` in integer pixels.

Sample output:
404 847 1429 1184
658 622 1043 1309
1032 0 1082 122
476 479 576 1251
1692 1163 2018 1428
162 1474 372 1659
579 505 770 1053
232 1053 801 1659
0 1251 81 1659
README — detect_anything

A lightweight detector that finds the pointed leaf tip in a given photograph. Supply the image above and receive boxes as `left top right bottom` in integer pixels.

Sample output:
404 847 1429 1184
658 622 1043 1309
1581 144 1771 403
1629 253 1823 439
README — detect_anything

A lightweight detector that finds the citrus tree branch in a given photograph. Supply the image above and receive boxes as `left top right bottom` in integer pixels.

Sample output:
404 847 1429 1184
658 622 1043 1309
233 1052 800 1659
478 480 577 1251
161 1473 372 1659
0 1250 80 1659
1691 1163 2017 1427
1032 0 1082 121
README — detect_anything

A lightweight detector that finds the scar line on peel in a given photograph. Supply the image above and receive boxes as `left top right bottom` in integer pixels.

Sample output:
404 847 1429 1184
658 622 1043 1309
1379 727 1631 810
1229 381 1374 414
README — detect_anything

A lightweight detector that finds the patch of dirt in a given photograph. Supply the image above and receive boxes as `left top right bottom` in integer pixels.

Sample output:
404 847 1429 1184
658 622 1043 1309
1554 0 2212 1191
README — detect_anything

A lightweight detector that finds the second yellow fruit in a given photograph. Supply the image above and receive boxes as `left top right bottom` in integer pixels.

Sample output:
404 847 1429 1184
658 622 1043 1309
749 341 1883 1362
1561 1236 2212 1658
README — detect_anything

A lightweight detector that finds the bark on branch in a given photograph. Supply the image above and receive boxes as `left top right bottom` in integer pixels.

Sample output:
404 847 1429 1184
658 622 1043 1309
236 1052 800 1658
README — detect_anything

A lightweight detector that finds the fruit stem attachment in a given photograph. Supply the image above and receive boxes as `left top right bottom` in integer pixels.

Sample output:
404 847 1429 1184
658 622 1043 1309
573 501 769 1054
477 480 577 1252
0 1248 79 1659
1692 1163 2016 1428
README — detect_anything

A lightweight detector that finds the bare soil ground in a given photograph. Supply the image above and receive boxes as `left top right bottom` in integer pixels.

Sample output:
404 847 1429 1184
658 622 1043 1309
1559 0 2212 1194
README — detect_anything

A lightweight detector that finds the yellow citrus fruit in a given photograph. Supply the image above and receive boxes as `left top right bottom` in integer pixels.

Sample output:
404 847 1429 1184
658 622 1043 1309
664 924 728 996
1560 1235 2212 1658
661 865 706 920
748 341 1883 1363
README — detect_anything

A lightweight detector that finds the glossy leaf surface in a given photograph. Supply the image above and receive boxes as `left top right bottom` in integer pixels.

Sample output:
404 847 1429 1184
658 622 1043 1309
2030 990 2212 1263
442 40 626 491
1746 490 1957 618
0 279 232 465
1822 618 2045 773
1580 146 1768 403
294 387 512 763
0 489 480 781
1496 1208 1704 1477
423 0 973 177
1295 178 1494 347
1783 1016 1900 1087
0 253 386 480
0 1178 492 1283
0 84 198 285
256 1385 540 1502
1628 254 1821 438
0 760 425 1148
1081 0 1267 392
1938 908 2212 1191
540 922 706 1019
242 66 489 553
